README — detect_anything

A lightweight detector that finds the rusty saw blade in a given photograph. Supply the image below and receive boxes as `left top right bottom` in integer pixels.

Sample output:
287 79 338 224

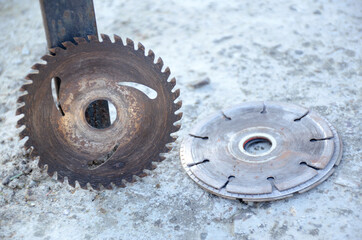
16 34 182 190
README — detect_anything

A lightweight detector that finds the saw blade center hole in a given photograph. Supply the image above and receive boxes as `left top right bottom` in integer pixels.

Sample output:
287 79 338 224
85 99 117 129
240 134 275 157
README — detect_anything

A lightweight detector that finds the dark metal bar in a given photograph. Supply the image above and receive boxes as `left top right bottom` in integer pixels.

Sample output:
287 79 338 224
39 0 110 128
39 0 98 48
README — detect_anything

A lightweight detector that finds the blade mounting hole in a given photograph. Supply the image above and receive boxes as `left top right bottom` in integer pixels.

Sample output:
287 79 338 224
85 100 117 129
243 137 272 156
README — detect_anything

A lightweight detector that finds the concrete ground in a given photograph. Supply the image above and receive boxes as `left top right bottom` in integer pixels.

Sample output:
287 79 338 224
0 0 361 239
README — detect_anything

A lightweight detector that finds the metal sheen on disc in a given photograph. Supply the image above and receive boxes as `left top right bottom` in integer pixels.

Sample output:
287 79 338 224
180 102 342 201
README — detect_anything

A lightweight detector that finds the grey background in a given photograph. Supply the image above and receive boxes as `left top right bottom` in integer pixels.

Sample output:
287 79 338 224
0 0 361 239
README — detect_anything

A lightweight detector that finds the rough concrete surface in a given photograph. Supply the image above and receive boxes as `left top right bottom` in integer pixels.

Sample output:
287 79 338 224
0 0 361 239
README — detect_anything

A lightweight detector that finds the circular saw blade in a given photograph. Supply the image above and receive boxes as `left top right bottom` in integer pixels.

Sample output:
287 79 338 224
16 34 182 190
180 102 342 201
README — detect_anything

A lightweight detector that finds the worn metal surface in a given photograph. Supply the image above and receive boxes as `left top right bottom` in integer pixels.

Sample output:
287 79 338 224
180 101 342 201
16 34 182 190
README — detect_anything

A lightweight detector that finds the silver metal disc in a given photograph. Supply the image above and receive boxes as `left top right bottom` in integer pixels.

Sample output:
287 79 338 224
180 102 342 201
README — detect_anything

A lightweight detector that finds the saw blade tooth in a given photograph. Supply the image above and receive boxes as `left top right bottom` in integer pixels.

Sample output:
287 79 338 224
31 63 46 71
175 112 183 121
41 54 53 62
25 73 38 81
169 77 176 88
49 48 56 55
163 67 171 79
17 91 29 102
38 159 45 169
98 183 105 190
77 180 87 189
173 121 182 128
49 47 64 55
17 117 26 128
138 172 148 178
133 174 143 182
100 33 111 43
90 182 100 190
126 38 134 49
16 105 26 116
24 140 33 152
17 95 27 104
171 124 181 133
47 166 55 177
171 126 180 134
86 183 92 190
103 183 113 190
75 180 82 189
19 85 28 92
51 171 58 181
156 57 164 70
109 182 117 189
113 34 124 45
19 88 30 95
166 144 173 151
131 175 139 183
162 144 172 153
124 175 136 183
16 94 29 105
172 89 180 100
174 100 182 111
47 171 55 178
137 42 145 54
151 163 157 170
68 177 76 188
87 35 99 42
19 129 28 140
61 41 75 49
57 173 64 183
159 155 167 161
145 163 157 170
147 49 155 61
114 181 126 188
122 176 131 183
73 37 87 44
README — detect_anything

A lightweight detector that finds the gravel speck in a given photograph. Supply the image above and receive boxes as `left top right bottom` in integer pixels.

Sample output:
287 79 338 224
188 77 210 89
